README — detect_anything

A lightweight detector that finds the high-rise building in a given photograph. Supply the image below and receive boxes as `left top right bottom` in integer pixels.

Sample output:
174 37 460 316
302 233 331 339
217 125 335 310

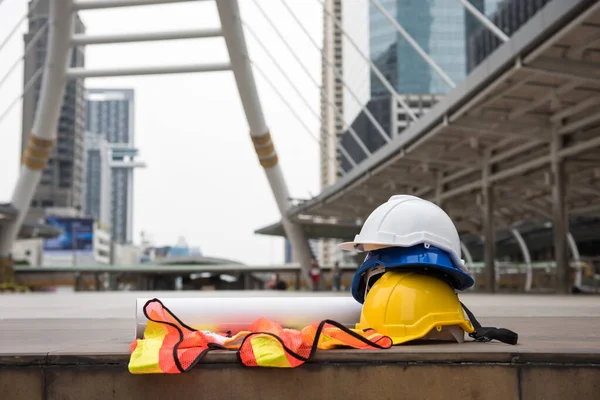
337 0 503 171
85 89 145 244
370 0 502 97
318 0 346 267
21 0 86 223
84 132 112 229
468 0 551 72
319 0 345 190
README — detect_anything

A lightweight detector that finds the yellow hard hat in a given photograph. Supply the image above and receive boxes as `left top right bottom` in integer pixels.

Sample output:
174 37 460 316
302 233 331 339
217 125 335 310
355 271 475 345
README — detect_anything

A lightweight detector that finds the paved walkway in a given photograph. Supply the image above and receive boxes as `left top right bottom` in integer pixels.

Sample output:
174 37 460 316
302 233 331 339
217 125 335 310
1 291 600 365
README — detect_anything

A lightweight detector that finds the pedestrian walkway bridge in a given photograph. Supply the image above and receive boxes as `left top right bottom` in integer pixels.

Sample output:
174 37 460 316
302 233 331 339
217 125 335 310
286 0 600 229
258 0 600 295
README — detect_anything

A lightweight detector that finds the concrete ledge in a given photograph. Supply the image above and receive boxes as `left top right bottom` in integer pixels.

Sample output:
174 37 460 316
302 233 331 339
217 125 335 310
520 366 600 399
2 293 600 398
3 345 600 369
2 363 600 400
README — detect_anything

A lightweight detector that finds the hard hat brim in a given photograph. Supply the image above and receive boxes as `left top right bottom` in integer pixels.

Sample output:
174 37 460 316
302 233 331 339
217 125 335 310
350 245 475 303
340 239 470 276
338 241 395 252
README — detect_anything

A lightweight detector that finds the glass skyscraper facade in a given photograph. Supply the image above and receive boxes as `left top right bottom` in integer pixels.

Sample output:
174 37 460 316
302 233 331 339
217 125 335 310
338 0 504 172
468 0 551 72
370 0 501 97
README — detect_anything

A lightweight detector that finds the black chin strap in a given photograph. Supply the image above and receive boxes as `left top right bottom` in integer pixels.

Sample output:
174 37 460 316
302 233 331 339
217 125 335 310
460 302 519 345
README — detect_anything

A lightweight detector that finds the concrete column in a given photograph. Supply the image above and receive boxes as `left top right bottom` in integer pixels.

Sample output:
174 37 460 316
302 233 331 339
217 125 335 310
551 125 570 294
243 272 252 290
482 150 496 292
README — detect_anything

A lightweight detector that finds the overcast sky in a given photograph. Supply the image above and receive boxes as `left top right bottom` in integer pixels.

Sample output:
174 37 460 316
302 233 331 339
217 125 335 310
0 0 370 265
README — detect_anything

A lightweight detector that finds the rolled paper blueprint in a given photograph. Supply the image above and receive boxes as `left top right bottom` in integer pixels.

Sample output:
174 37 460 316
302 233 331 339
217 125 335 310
135 296 363 339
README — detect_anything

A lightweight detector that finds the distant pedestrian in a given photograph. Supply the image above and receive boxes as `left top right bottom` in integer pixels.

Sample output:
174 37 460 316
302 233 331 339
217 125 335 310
267 273 287 291
310 258 320 291
332 261 341 291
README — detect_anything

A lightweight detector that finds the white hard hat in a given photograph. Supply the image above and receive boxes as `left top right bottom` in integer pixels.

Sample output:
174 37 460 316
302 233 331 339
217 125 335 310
339 195 465 273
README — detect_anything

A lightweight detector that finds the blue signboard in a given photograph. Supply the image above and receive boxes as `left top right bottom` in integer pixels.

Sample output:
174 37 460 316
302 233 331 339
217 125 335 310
169 246 190 257
43 216 94 253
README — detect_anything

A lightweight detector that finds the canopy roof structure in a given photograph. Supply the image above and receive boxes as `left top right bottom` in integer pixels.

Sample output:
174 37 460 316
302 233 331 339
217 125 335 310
280 0 600 239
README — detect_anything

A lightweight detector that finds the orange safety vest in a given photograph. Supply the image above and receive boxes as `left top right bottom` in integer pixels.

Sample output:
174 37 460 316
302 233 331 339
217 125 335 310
129 298 392 374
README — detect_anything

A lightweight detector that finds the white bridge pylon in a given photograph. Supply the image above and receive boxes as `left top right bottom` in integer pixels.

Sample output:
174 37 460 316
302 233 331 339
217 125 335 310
0 0 316 289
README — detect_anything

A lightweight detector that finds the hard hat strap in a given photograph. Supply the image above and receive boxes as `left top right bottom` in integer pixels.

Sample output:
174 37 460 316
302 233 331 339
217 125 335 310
460 302 519 345
363 265 386 299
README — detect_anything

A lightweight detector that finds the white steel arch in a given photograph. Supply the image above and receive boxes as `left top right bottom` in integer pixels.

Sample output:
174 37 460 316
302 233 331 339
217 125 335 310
215 0 315 287
460 241 474 271
511 228 533 292
0 0 74 268
567 232 582 289
0 0 316 289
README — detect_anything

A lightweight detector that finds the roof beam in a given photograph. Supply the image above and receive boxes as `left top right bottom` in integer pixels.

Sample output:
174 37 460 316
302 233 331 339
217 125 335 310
571 203 600 216
441 132 600 201
559 111 600 135
507 80 579 121
459 115 550 133
550 96 600 123
470 77 534 115
400 155 473 168
449 122 547 141
524 56 600 85
566 30 600 59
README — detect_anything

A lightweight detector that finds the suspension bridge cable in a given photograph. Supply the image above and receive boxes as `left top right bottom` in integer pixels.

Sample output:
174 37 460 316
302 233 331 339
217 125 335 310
263 0 390 145
312 0 417 122
0 67 42 128
0 22 48 93
266 0 390 143
241 18 368 161
244 9 364 151
251 58 356 169
0 0 42 56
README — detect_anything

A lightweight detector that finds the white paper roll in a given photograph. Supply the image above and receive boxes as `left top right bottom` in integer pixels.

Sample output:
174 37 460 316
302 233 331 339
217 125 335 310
135 296 363 339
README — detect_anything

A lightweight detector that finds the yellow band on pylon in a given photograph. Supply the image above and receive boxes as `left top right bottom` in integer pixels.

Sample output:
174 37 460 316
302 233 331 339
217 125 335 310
252 132 279 169
251 132 272 146
22 157 49 170
25 146 51 159
255 143 275 158
22 134 55 171
29 136 55 147
260 155 279 168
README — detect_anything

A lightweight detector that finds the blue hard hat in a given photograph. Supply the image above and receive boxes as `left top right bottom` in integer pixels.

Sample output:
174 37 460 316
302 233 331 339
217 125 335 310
351 243 475 304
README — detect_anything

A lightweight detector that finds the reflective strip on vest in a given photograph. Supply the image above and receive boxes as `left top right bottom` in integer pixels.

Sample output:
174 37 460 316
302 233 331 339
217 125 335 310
129 298 392 374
